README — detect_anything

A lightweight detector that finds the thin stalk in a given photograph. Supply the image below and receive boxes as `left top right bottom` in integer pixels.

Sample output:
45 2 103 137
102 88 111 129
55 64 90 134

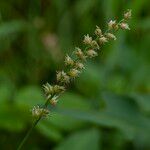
17 98 50 150
17 116 41 150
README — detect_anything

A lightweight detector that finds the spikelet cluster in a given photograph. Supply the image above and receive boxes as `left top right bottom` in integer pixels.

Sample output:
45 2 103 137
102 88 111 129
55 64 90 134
32 9 132 118
32 106 49 118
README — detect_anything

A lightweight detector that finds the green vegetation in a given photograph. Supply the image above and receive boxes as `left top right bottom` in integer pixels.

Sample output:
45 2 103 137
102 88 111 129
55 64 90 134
0 0 149 150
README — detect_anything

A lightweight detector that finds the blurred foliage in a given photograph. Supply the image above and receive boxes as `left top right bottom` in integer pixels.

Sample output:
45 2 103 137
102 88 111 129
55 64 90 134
0 0 150 150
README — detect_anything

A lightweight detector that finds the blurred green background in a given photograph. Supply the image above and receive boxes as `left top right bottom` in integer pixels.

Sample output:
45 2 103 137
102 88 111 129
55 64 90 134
0 0 150 150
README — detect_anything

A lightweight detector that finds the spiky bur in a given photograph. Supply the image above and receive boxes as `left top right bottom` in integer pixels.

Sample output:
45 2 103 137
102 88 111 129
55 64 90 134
32 9 132 118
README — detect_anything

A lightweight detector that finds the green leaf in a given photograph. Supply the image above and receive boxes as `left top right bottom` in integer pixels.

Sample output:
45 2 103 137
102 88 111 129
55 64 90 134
0 105 26 131
131 0 149 17
131 93 150 115
58 11 73 50
0 77 26 131
137 18 150 30
15 85 44 110
58 92 91 110
76 63 101 97
74 0 96 17
0 20 27 38
54 128 101 150
0 79 14 103
37 120 63 142
47 92 91 131
54 93 150 140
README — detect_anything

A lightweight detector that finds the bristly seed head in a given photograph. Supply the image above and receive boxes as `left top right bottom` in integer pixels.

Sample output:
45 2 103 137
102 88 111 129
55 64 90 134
53 85 65 94
86 49 98 58
32 106 49 118
75 62 85 69
108 20 118 30
124 9 132 20
120 22 130 30
91 40 100 50
56 71 70 83
99 36 108 44
40 9 131 117
83 34 92 45
43 83 53 99
43 83 65 99
106 33 116 40
50 95 59 106
68 68 80 78
64 55 74 66
95 26 102 37
74 47 87 61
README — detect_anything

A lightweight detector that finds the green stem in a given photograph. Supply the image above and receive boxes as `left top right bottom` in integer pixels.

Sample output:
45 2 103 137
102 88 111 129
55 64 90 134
17 116 41 150
17 98 50 150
